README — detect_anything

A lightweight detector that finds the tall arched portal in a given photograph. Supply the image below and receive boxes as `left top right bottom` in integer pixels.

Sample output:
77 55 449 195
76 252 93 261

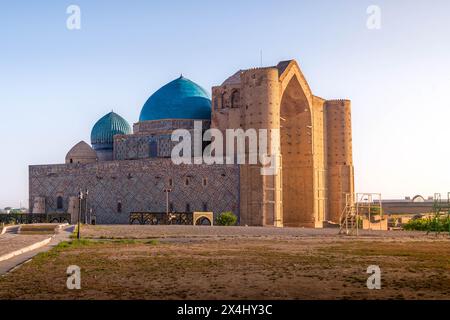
210 59 354 228
280 75 315 227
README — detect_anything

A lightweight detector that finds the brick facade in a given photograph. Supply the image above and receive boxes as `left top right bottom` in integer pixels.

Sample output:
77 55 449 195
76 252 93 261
29 159 239 224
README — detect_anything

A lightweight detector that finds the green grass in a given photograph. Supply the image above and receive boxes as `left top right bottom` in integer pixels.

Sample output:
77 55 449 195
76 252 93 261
112 239 138 244
145 239 159 245
56 239 98 248
30 240 97 263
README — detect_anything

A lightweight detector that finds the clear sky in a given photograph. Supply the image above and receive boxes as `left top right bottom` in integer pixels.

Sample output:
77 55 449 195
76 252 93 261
1 0 449 208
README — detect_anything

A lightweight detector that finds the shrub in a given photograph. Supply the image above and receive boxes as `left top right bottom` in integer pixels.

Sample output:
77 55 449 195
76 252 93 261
215 211 238 226
403 217 450 232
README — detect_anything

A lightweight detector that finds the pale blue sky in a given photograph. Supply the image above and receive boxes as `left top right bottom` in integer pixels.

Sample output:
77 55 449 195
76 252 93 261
1 0 449 208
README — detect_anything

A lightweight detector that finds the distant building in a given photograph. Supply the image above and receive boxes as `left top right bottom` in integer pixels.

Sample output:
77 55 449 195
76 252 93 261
381 195 444 215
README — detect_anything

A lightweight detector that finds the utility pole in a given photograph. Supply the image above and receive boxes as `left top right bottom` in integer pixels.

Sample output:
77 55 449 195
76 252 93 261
77 190 84 240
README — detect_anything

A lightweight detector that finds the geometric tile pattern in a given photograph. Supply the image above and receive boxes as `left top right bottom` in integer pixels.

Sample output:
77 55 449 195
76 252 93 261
29 158 240 224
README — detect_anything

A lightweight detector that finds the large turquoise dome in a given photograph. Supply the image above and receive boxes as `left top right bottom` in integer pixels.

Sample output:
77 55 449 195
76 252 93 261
139 76 211 122
91 111 131 150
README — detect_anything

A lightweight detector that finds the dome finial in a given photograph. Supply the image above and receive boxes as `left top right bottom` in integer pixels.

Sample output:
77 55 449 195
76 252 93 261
180 73 183 78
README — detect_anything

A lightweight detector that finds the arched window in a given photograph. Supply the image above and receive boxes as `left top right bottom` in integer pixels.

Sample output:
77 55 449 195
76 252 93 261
231 90 240 108
169 202 174 212
202 202 208 211
185 203 190 213
117 201 122 213
56 196 63 210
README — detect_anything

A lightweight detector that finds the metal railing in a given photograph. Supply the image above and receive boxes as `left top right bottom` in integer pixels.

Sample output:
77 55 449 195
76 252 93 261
129 212 194 225
0 213 70 225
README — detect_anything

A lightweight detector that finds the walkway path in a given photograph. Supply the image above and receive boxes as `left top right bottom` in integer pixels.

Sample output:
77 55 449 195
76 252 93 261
0 229 51 257
0 225 75 275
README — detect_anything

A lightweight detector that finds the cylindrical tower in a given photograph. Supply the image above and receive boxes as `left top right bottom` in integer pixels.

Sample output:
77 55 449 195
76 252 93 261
239 67 283 226
325 99 354 223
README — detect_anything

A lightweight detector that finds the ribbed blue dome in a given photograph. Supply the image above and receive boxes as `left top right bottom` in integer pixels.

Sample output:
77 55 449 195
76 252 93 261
91 112 131 150
139 76 211 122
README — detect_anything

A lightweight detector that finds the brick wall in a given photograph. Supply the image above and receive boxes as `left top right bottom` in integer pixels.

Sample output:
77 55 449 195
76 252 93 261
29 159 239 224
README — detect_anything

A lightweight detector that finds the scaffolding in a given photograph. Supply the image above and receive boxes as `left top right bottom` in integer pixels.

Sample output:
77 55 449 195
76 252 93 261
339 193 383 236
427 192 450 236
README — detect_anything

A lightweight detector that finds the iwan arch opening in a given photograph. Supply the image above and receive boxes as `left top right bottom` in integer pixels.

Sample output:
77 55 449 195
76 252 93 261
280 73 315 227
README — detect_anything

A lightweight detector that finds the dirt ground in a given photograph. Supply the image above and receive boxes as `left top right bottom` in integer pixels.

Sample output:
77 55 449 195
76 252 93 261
0 225 449 300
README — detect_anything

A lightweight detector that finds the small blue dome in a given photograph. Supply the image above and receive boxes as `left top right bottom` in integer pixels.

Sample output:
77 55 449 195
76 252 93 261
91 112 131 150
139 76 211 122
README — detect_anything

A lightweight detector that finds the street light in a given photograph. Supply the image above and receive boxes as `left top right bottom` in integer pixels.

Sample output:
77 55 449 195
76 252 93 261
85 189 89 224
77 190 84 240
163 188 172 217
89 208 94 225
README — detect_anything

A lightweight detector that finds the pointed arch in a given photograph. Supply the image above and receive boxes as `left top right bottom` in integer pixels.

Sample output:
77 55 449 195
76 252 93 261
279 71 315 227
230 89 240 108
278 60 313 109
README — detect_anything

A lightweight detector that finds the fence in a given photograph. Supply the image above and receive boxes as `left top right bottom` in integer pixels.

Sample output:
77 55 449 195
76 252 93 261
0 213 70 225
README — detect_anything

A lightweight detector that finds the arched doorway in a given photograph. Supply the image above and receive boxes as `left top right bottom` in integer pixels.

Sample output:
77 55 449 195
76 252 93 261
195 216 212 226
280 75 314 227
56 196 64 210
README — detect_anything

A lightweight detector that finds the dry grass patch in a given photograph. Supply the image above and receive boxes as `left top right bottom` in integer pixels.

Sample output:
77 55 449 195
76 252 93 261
0 238 449 300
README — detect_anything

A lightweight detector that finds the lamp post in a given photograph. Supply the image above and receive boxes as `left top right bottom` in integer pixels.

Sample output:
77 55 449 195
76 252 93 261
85 189 89 224
89 208 93 225
163 188 172 217
77 190 84 240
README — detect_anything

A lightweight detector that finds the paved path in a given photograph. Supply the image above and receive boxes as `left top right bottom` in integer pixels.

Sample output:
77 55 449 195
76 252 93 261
0 225 75 275
0 230 52 257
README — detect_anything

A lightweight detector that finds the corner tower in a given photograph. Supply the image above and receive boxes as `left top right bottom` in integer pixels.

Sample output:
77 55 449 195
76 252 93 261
212 67 283 226
325 99 354 222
